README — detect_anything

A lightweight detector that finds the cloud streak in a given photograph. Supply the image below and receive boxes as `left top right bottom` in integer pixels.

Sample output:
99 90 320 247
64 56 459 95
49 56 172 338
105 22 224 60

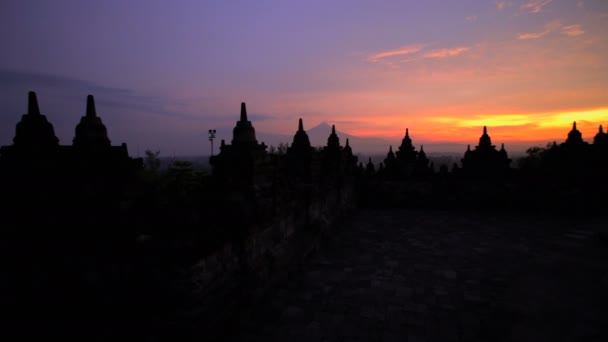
368 45 470 65
423 47 469 59
368 45 425 62
521 0 553 14
562 25 585 37
518 30 551 40
518 21 584 40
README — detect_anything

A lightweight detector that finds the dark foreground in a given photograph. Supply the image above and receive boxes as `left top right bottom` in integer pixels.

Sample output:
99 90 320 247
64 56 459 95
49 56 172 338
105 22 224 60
228 209 608 342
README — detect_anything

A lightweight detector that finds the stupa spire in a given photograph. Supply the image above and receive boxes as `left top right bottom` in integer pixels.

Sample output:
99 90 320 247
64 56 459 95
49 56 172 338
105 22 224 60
386 145 395 160
240 102 248 122
73 94 111 147
298 118 304 131
478 126 492 148
28 91 40 115
326 124 340 151
232 102 258 144
86 95 96 117
14 91 59 147
566 121 583 145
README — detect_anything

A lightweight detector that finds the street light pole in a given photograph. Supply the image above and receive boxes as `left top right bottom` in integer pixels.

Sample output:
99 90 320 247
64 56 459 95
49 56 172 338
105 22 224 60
208 129 216 156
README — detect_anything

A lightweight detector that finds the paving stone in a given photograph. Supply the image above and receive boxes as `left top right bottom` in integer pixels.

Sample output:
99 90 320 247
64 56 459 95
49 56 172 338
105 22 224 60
224 209 608 342
284 306 303 318
444 270 458 279
382 331 407 342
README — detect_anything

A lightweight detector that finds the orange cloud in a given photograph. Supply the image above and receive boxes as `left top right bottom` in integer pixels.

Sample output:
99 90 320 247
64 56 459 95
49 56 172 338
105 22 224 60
423 47 469 59
367 45 470 65
518 30 550 40
521 0 553 14
562 25 585 37
518 20 565 40
368 45 425 62
258 20 608 149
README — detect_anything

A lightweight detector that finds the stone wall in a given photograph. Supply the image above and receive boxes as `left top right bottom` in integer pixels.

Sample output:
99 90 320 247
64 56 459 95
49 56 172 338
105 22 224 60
128 170 357 340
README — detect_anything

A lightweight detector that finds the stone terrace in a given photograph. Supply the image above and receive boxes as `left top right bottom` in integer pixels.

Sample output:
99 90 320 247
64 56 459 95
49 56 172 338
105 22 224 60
228 209 608 342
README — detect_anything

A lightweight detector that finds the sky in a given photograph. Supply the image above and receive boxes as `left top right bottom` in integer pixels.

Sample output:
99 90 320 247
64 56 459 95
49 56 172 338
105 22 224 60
1 0 607 155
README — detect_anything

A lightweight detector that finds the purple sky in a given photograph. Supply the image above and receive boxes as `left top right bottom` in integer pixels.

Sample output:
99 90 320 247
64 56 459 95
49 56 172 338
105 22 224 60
1 0 607 155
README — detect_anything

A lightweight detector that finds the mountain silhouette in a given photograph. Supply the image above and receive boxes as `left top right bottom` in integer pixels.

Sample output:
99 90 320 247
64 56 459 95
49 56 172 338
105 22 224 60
302 122 390 153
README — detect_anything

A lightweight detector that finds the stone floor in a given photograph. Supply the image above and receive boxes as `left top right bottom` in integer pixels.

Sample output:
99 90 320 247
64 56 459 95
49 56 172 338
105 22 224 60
227 209 608 341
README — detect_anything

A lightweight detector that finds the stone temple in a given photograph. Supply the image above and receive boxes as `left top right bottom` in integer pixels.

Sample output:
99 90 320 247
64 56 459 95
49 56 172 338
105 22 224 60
1 91 138 166
209 102 269 187
0 91 142 215
461 126 511 177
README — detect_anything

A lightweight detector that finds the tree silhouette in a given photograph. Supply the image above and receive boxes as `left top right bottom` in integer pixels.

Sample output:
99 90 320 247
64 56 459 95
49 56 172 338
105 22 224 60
518 146 546 171
144 149 161 174
269 143 289 156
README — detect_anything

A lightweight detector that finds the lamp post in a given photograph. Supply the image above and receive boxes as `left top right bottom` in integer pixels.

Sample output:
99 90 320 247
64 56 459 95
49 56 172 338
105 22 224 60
208 129 216 156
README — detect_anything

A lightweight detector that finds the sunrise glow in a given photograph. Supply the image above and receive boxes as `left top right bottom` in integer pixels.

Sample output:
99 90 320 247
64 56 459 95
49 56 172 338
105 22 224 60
1 0 608 155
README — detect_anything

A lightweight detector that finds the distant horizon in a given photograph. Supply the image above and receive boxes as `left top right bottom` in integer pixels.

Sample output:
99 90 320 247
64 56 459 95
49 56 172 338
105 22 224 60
0 91 602 157
2 1 607 155
146 120 596 158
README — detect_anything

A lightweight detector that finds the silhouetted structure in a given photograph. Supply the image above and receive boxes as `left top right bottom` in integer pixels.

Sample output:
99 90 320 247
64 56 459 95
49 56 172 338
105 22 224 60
461 126 511 178
380 129 431 179
320 125 343 181
4 91 608 341
12 91 59 149
536 121 597 182
0 91 142 225
415 145 432 177
382 145 398 180
1 92 138 165
593 125 608 146
365 157 375 176
286 118 313 181
73 95 111 148
210 102 269 187
565 121 585 147
592 124 608 162
396 128 417 173
342 138 358 175
325 125 341 154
